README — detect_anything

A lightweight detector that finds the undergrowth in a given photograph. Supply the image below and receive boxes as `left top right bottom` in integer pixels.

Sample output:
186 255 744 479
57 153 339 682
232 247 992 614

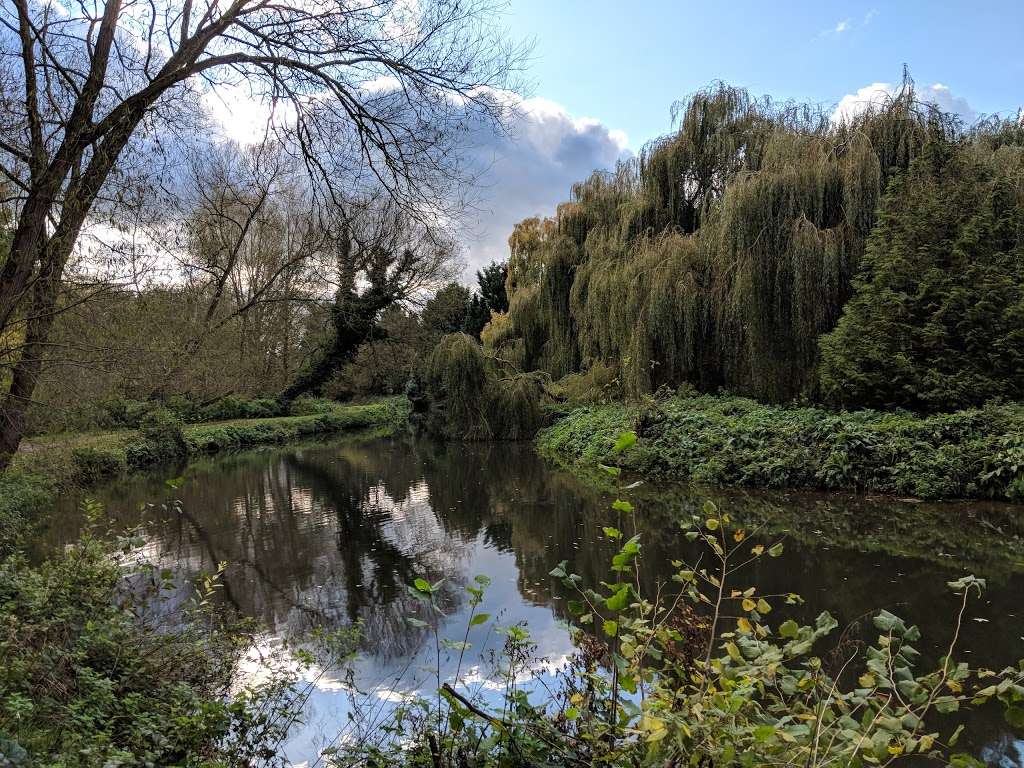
537 393 1024 501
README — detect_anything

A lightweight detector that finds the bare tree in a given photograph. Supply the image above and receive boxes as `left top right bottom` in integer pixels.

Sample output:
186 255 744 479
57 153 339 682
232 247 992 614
0 0 524 467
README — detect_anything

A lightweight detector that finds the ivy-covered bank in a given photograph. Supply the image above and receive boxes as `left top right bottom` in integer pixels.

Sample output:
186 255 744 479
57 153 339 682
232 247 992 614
0 397 409 551
537 394 1024 501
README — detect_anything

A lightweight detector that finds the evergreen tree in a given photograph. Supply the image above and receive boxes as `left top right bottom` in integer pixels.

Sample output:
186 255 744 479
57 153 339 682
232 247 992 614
462 261 509 339
819 143 1024 411
423 283 472 336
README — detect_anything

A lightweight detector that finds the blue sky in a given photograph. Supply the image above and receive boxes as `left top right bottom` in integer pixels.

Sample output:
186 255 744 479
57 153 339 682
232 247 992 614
441 1 1024 273
503 0 1024 151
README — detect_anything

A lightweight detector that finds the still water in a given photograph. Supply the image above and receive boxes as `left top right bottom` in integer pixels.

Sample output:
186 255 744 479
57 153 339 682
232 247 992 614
47 434 1024 766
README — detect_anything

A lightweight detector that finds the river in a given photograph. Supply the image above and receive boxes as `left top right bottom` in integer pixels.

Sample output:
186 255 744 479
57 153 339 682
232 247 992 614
44 433 1024 766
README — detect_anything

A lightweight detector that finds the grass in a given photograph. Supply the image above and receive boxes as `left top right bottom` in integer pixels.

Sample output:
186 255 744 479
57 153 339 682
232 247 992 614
0 397 410 551
536 393 1024 501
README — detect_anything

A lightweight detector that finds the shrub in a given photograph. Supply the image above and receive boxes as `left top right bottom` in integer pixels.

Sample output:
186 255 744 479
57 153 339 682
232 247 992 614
70 447 122 485
538 394 1024 500
424 333 548 440
124 410 187 469
0 473 54 557
820 144 1024 411
0 524 299 766
197 396 284 422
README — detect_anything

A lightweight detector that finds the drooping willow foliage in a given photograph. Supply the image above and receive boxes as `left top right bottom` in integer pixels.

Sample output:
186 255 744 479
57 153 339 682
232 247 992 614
487 77 990 403
424 333 545 439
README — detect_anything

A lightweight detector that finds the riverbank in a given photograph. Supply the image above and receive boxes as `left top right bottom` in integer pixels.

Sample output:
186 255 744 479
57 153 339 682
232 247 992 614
0 397 409 550
537 393 1024 501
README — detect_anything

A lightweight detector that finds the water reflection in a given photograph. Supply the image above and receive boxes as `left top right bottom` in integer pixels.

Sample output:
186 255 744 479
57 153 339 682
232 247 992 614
47 435 1024 766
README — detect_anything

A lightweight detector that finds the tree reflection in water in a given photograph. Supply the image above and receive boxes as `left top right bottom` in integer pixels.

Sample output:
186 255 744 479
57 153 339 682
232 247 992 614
47 435 1024 766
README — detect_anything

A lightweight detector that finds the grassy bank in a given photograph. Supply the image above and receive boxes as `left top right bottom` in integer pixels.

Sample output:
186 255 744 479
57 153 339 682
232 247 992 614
537 393 1024 501
0 397 410 551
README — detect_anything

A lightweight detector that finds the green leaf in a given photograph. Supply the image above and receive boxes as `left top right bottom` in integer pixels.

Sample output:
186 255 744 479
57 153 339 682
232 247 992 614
565 707 579 721
602 526 622 540
768 542 784 557
1005 706 1024 731
567 600 585 616
602 619 618 637
469 613 490 627
612 431 636 453
779 619 799 639
606 586 630 612
406 617 429 628
611 499 634 513
413 578 431 594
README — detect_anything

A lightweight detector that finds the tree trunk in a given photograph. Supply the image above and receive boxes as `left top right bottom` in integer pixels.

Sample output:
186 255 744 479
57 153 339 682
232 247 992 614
0 235 75 470
278 289 391 404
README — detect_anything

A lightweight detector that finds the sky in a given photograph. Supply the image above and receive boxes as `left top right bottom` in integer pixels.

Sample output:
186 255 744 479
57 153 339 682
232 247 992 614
500 0 1024 154
210 0 1024 279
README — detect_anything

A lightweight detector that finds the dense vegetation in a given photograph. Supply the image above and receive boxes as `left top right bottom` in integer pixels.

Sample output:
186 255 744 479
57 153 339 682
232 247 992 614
475 78 1024 411
537 393 1024 500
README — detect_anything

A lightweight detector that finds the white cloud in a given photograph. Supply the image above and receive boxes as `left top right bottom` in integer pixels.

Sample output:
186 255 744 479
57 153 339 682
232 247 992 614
199 81 630 280
834 19 850 33
863 9 877 24
832 81 979 125
456 96 630 278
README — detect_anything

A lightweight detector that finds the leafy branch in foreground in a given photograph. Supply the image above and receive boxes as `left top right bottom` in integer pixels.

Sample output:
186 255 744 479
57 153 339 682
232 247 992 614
329 431 1024 768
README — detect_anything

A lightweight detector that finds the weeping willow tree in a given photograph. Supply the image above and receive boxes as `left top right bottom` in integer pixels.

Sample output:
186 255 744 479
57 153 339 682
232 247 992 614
489 76 976 402
424 333 546 440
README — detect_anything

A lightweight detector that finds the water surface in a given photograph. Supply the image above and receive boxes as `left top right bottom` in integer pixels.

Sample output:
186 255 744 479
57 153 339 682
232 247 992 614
47 434 1024 766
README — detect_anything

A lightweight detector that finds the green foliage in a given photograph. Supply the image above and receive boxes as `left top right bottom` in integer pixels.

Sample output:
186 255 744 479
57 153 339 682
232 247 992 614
463 261 510 339
496 77 1022 405
422 282 473 336
197 396 284 422
124 409 187 469
537 393 1024 500
328 439 1024 768
424 333 547 440
820 142 1024 411
0 473 54 557
0 529 287 766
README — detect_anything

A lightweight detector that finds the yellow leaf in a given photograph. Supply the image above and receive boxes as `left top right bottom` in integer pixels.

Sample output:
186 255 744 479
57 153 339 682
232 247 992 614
742 598 756 612
737 617 753 634
705 518 719 531
733 529 746 542
751 544 764 556
756 598 771 614
858 673 876 688
725 642 743 662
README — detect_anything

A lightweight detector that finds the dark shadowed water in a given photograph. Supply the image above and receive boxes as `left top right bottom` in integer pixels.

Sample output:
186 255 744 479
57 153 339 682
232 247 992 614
46 434 1024 766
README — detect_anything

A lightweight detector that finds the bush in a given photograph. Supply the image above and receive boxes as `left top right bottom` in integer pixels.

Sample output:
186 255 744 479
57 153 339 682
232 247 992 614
197 396 284 422
70 447 122 485
537 394 1024 500
424 334 548 440
0 526 298 766
124 410 187 469
0 473 54 557
820 144 1024 411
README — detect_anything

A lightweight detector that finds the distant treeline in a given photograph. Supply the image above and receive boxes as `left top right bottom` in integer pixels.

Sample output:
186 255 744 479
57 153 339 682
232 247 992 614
482 77 1024 412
